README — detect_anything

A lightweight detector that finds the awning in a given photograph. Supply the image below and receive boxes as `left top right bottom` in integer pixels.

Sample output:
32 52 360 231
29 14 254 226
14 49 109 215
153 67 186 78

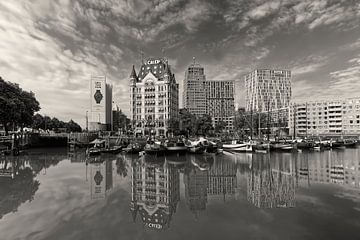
90 139 106 144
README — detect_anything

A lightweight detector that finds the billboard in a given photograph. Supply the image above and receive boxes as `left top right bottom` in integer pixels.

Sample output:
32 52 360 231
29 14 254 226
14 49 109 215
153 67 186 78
90 76 106 123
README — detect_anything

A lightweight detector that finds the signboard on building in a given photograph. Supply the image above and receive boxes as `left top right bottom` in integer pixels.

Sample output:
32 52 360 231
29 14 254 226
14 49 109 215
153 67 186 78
90 75 106 123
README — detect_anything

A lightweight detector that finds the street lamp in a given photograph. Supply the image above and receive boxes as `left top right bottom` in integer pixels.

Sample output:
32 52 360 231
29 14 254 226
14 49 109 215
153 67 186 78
86 111 88 132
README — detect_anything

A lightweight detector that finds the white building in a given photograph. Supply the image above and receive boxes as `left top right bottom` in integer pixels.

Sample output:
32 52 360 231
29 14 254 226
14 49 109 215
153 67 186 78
130 57 179 136
289 97 360 137
89 75 112 131
245 69 291 112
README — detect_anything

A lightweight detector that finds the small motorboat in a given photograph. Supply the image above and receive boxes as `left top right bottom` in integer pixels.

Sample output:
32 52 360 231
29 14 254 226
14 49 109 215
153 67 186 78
165 140 188 155
144 143 166 156
100 146 122 154
187 145 205 154
123 143 142 154
330 141 345 149
222 140 247 150
280 144 295 152
87 147 101 156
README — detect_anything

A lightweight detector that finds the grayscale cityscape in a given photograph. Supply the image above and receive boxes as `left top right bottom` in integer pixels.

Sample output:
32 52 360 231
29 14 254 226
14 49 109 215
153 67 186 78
1 1 360 240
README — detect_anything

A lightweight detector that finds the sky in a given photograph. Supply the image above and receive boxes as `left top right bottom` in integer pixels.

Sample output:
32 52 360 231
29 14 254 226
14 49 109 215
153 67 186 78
0 0 360 127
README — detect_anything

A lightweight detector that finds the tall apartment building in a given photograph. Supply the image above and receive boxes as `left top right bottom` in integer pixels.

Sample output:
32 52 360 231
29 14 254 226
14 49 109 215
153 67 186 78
183 61 207 116
245 69 291 112
183 60 235 131
205 80 235 131
130 58 179 136
89 75 112 131
289 97 360 137
130 159 180 230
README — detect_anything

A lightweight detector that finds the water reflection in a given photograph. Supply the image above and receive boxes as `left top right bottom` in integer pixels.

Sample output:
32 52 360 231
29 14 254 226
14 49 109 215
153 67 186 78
0 149 66 219
1 147 360 239
130 156 180 230
247 153 296 208
88 159 113 200
184 155 211 218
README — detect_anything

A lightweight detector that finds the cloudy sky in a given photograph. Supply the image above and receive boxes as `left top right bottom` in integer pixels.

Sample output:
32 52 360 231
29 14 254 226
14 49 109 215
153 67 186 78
1 0 360 126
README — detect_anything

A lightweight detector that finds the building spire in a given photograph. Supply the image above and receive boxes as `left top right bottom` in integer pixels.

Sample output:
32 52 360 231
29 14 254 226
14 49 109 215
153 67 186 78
130 65 137 79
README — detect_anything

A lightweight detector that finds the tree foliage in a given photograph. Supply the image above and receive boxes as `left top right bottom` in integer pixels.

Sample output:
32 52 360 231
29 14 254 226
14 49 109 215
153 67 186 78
113 109 130 132
31 113 82 132
0 77 40 135
214 120 227 133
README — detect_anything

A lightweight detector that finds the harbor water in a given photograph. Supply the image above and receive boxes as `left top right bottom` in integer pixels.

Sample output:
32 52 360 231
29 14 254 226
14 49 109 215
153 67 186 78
0 147 360 240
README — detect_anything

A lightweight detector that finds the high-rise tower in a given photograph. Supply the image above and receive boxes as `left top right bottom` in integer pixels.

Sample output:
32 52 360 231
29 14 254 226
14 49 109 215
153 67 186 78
245 69 291 112
183 59 207 117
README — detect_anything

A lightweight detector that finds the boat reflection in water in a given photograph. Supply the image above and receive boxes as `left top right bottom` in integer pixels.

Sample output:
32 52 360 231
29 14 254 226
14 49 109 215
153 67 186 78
130 154 180 230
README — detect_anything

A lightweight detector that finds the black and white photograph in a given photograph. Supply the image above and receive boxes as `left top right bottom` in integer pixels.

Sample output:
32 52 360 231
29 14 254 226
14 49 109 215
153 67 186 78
1 0 360 239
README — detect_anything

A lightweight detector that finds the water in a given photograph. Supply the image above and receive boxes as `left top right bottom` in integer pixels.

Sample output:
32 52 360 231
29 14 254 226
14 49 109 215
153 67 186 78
1 148 360 240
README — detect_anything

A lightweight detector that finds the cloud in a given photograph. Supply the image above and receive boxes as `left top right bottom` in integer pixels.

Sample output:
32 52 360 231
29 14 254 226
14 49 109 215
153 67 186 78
291 55 330 75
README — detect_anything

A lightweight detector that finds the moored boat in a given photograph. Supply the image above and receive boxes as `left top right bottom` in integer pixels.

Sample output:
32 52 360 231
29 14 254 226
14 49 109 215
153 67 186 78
164 140 188 155
123 143 143 154
87 147 101 156
187 145 205 154
144 143 167 156
100 146 122 154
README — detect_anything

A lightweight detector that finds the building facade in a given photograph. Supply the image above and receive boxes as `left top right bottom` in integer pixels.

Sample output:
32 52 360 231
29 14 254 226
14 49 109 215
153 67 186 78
183 61 235 131
130 58 179 136
89 75 112 131
183 61 207 117
289 97 360 137
205 80 235 132
245 69 291 112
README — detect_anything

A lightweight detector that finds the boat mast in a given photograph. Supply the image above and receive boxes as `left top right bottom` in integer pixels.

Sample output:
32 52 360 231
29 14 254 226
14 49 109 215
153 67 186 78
293 104 296 139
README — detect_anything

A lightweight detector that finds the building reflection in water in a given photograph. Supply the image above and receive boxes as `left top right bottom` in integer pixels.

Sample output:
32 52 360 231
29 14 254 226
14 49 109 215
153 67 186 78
297 149 360 188
184 155 211 218
88 158 113 200
207 154 237 201
247 153 296 208
130 156 180 230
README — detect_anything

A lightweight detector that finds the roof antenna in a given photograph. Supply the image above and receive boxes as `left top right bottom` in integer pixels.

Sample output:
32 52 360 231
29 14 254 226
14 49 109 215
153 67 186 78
193 56 196 65
139 49 144 64
162 48 167 64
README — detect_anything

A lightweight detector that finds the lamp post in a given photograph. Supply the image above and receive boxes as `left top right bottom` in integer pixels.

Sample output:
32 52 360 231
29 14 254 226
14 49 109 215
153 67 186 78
86 111 88 132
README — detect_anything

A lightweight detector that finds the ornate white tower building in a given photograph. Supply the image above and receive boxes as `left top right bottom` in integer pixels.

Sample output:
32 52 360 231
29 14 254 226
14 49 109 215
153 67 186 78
130 58 179 136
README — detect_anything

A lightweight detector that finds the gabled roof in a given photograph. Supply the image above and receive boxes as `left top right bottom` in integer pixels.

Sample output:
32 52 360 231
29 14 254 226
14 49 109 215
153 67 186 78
137 58 170 81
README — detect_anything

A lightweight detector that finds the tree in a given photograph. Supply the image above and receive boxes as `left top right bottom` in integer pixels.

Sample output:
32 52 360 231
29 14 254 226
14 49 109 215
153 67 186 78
195 114 213 136
167 118 180 136
32 113 44 130
66 119 82 132
179 109 197 136
32 114 82 132
234 108 269 139
0 77 40 135
215 120 227 134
